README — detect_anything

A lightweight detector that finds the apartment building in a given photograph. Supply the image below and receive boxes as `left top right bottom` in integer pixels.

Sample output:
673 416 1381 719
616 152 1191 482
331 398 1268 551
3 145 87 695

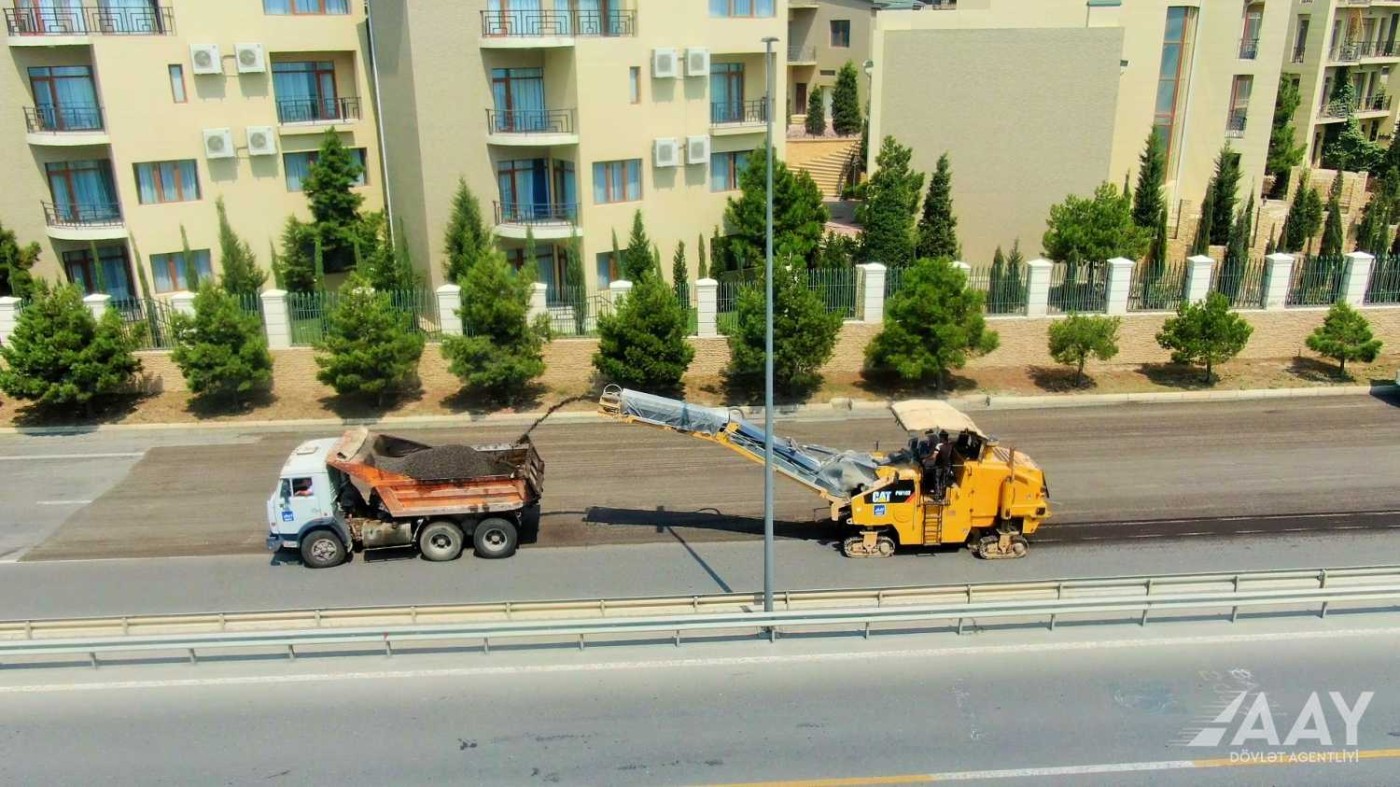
868 0 1287 265
368 0 787 295
786 0 873 123
1284 0 1400 166
0 0 381 299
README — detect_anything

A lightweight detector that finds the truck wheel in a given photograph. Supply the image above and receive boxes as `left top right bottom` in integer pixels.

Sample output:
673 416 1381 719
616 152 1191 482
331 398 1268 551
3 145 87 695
300 529 346 569
419 521 464 562
473 518 518 559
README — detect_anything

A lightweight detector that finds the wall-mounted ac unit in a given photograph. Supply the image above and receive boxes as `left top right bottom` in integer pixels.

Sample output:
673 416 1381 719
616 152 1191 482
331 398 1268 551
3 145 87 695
246 126 277 156
685 135 710 165
203 128 235 159
652 48 680 79
654 137 680 168
685 48 711 77
235 43 266 74
190 44 222 76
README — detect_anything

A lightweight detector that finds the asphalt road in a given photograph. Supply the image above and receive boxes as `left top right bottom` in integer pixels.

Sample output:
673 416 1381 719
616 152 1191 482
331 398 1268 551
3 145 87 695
7 395 1400 562
2 614 1398 785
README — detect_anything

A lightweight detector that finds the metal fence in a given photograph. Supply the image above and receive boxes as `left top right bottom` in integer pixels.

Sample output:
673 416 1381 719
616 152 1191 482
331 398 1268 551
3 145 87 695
806 267 857 319
1047 261 1108 313
1210 256 1268 309
1286 255 1346 307
111 297 180 351
287 289 440 347
540 287 611 337
1365 254 1400 305
1127 260 1189 312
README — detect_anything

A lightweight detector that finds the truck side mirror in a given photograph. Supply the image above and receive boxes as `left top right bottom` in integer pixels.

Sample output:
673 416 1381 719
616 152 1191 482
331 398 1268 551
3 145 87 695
279 479 292 503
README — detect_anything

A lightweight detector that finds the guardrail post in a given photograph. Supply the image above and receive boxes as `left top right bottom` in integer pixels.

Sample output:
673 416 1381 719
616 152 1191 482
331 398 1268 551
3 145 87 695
696 277 718 337
1341 251 1375 307
0 296 22 346
1263 253 1295 310
435 284 462 336
260 289 292 350
856 262 886 323
1185 254 1215 303
1026 259 1054 318
83 292 112 321
169 290 196 317
528 282 549 322
1106 257 1135 316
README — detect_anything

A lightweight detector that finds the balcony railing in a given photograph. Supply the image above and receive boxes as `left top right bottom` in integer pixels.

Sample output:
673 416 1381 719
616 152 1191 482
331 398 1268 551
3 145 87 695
1226 109 1247 138
494 201 579 225
480 9 635 38
1239 37 1259 60
1320 95 1392 118
1330 39 1400 62
788 45 816 62
275 96 361 124
711 98 768 125
1360 94 1393 113
1292 45 1307 64
42 201 122 229
24 105 104 133
4 4 173 36
486 108 575 135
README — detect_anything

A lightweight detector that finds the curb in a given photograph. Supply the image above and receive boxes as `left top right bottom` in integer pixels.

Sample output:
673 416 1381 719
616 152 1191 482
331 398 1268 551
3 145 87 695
1 383 1393 437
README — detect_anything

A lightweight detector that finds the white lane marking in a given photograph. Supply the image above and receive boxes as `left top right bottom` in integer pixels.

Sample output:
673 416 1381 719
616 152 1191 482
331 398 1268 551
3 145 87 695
3 624 1398 695
35 500 93 507
0 452 143 462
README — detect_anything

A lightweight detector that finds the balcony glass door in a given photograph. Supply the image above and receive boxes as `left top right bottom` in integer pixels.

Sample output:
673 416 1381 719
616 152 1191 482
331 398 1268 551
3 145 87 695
552 160 576 220
498 159 550 221
45 160 118 224
273 61 337 123
29 66 100 131
711 63 744 123
491 68 546 132
62 244 132 300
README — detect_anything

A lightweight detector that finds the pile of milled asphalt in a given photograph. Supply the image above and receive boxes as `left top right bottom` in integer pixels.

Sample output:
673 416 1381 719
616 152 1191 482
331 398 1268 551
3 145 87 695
377 444 513 481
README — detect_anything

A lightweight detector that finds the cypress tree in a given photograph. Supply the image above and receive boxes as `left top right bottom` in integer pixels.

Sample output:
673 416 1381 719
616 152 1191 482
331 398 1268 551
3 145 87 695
215 197 266 296
915 152 959 261
1133 129 1167 230
1208 146 1240 246
1191 183 1216 256
1320 177 1345 257
830 61 862 137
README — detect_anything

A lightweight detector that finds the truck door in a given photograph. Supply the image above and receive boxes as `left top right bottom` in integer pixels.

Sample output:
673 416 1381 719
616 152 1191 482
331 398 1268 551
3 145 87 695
276 475 330 531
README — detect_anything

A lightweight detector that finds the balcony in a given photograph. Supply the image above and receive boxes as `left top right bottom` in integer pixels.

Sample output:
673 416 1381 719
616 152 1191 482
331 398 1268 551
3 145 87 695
486 109 578 146
1319 95 1392 120
493 201 580 240
4 4 173 45
1329 39 1400 63
1292 46 1307 64
23 105 109 146
1239 37 1259 60
711 98 768 135
788 45 816 65
479 9 635 48
275 96 362 132
42 201 126 241
1225 109 1247 138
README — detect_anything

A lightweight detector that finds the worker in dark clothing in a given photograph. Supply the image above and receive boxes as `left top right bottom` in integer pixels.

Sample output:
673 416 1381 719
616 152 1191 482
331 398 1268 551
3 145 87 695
930 430 954 501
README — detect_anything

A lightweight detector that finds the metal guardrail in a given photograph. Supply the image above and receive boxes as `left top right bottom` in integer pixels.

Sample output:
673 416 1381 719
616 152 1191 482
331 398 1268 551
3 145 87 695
2 566 1398 666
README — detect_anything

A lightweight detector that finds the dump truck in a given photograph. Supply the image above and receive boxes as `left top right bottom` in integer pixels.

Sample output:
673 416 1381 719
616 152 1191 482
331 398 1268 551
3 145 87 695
266 427 544 568
598 387 1050 558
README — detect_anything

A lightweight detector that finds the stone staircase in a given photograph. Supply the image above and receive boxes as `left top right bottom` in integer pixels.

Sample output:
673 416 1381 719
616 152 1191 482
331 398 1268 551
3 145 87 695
794 141 859 198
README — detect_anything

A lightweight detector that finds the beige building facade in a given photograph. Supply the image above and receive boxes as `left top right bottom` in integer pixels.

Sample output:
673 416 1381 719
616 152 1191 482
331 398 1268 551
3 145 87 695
786 0 875 123
0 0 381 299
368 0 787 295
1283 0 1400 166
868 0 1287 265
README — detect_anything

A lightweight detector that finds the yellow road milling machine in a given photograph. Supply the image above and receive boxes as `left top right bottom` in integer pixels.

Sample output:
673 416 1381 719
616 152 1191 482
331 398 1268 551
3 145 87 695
598 387 1051 559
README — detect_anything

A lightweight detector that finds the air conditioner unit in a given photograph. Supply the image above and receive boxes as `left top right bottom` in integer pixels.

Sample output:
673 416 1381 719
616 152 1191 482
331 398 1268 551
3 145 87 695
246 126 277 157
654 137 680 168
685 48 711 77
190 44 222 76
203 128 235 159
234 43 266 74
685 135 710 165
652 48 679 79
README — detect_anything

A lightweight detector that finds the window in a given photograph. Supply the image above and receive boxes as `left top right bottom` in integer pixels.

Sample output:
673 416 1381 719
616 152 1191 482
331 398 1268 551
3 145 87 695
830 20 851 48
149 249 213 293
284 148 367 191
1153 6 1197 166
711 63 746 122
1293 15 1310 62
273 61 339 123
63 245 132 299
1226 75 1252 137
263 0 350 14
498 158 577 220
490 67 546 131
596 251 621 288
592 159 642 204
506 246 564 297
711 150 750 192
629 66 640 104
709 0 775 18
819 69 836 77
1239 4 1262 59
45 160 119 221
28 65 101 132
134 160 200 204
292 478 315 497
168 64 186 103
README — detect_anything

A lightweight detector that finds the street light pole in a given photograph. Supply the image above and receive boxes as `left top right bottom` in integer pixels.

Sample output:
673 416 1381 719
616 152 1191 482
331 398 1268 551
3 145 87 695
762 35 778 615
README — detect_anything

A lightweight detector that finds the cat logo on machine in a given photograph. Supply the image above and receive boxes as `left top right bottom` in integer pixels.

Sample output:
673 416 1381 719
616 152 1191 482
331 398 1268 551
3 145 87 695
872 491 893 503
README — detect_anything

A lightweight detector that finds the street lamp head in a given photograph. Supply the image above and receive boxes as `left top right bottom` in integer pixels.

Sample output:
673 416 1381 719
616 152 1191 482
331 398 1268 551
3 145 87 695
762 36 780 43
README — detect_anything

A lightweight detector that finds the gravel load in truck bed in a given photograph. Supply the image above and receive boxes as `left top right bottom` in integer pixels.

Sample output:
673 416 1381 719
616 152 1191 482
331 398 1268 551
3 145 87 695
376 444 514 481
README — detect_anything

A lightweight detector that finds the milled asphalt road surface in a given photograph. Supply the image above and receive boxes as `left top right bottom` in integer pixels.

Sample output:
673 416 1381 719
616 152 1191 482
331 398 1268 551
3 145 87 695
3 616 1398 785
6 395 1400 562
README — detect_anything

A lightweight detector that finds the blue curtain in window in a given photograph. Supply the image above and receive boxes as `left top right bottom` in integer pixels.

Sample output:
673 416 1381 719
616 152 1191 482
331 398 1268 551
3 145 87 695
54 70 99 128
264 0 292 13
284 153 311 192
711 73 732 122
73 165 116 218
625 160 640 201
755 0 774 16
136 164 158 204
591 163 607 204
530 160 549 219
512 72 545 129
151 254 173 293
273 66 318 123
326 0 349 12
596 255 613 288
102 257 131 300
709 0 727 16
536 254 557 295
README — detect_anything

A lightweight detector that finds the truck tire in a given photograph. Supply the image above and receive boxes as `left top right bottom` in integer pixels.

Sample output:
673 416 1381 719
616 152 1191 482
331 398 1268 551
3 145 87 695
300 529 346 569
419 521 465 562
473 517 518 559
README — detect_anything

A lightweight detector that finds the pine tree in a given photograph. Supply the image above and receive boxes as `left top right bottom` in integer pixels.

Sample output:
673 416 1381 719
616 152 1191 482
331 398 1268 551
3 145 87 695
301 129 366 273
170 282 273 406
1302 185 1326 252
858 135 925 267
915 152 959 261
443 178 494 284
360 213 421 291
1047 314 1121 387
0 219 40 300
621 210 654 280
1003 240 1026 311
1044 182 1150 264
988 245 1007 314
1222 194 1255 303
1191 183 1216 256
1306 302 1382 375
1267 78 1307 198
696 233 709 280
831 61 862 136
563 231 587 335
804 85 825 136
315 274 424 404
865 257 999 391
276 216 319 293
179 225 200 291
1155 292 1253 383
724 147 829 269
1208 146 1240 246
1320 176 1345 257
671 241 687 288
215 197 266 296
441 249 546 403
725 256 842 396
1133 129 1167 230
593 262 695 394
0 281 141 413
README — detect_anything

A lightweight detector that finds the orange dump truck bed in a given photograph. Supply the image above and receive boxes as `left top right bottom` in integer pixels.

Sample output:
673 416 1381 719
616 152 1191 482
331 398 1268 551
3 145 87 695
326 428 544 520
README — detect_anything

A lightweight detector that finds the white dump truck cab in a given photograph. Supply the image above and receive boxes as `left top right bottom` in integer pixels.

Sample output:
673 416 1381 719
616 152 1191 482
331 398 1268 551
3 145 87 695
266 438 346 558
